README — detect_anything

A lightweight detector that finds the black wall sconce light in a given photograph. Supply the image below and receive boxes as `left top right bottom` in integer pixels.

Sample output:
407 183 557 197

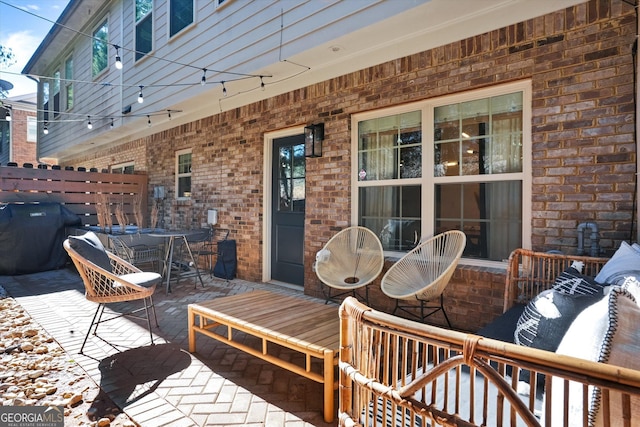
304 123 324 158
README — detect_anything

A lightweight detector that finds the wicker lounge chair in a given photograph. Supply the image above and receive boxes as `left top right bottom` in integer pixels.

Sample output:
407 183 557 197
63 232 160 354
380 230 466 327
315 226 384 304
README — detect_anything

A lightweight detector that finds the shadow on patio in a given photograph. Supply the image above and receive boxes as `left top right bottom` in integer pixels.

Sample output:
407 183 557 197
0 265 335 427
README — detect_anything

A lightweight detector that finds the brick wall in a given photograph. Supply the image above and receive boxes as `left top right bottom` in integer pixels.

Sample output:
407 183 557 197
10 108 37 165
66 0 636 332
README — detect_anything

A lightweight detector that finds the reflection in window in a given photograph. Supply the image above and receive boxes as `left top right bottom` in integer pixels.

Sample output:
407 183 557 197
92 20 108 77
278 144 305 212
170 0 194 37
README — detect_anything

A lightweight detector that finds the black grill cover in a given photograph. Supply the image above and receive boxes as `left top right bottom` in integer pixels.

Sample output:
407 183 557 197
0 203 82 275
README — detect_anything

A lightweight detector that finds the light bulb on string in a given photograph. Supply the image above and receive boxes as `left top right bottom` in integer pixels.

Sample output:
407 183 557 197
114 45 123 70
137 86 144 104
5 109 10 122
168 110 172 120
147 115 151 127
87 116 92 130
222 81 227 97
201 69 207 86
110 118 114 129
43 124 49 135
260 76 265 91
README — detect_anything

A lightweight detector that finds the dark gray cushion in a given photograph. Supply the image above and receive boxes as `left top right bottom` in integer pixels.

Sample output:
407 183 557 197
69 231 112 272
514 289 600 352
552 266 606 295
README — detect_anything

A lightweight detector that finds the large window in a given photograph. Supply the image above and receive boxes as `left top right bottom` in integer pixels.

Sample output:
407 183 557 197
92 20 108 77
169 0 194 37
354 81 531 263
65 56 73 110
176 149 192 198
135 0 153 61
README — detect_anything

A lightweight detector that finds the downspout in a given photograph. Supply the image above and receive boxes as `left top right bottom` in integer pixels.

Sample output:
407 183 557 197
576 222 600 257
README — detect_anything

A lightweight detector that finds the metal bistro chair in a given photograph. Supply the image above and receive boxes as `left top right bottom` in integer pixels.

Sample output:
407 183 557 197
64 232 160 354
186 227 230 276
380 230 466 327
108 235 163 274
315 226 384 304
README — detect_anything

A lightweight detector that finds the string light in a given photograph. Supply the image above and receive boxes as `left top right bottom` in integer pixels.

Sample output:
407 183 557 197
87 116 92 130
114 45 123 70
137 86 144 104
221 81 227 97
110 118 114 128
147 115 151 127
4 109 10 121
201 69 207 86
168 110 172 120
43 124 48 134
260 76 265 91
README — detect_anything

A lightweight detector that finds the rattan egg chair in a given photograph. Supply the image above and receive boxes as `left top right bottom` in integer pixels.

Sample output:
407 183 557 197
315 226 384 304
381 230 466 327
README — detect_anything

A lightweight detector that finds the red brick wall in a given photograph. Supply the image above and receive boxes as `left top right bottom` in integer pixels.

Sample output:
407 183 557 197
67 0 635 332
10 108 37 165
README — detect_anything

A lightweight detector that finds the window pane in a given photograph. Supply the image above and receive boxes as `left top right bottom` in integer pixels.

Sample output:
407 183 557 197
136 0 152 21
92 21 108 77
359 185 421 251
358 111 421 181
136 13 153 61
170 0 194 37
65 57 73 110
178 153 191 174
27 117 37 142
178 176 191 197
42 82 49 122
434 92 522 176
435 181 522 261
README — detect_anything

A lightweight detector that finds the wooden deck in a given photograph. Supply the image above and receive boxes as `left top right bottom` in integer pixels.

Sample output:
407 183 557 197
187 289 340 422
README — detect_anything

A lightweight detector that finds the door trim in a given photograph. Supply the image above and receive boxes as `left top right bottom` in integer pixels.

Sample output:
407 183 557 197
262 126 305 283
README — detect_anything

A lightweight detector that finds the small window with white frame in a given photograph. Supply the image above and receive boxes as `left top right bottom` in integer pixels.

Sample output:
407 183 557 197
92 19 108 77
111 161 134 174
65 56 73 110
27 117 37 142
175 149 192 199
353 80 531 264
135 0 153 61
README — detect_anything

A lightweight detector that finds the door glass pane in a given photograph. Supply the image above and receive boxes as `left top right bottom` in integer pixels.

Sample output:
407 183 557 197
278 144 305 212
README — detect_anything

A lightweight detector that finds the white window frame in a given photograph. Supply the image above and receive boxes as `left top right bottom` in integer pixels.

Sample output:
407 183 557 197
175 148 192 199
27 117 37 142
351 80 532 268
168 0 195 38
111 161 134 174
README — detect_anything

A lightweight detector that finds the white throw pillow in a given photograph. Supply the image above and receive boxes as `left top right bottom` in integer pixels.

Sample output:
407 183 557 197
594 242 640 285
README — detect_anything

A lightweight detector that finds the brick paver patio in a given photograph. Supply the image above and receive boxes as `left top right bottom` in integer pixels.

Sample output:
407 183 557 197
0 267 337 427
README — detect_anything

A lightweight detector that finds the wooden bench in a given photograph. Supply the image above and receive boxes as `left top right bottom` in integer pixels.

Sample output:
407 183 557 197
187 289 340 422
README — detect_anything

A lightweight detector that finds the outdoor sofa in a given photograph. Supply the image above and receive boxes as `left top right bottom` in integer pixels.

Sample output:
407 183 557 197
338 247 640 426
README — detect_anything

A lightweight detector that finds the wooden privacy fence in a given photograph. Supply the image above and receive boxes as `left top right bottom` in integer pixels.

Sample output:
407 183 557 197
0 165 148 227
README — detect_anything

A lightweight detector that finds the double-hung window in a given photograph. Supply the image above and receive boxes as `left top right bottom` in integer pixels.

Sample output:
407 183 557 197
135 0 153 61
65 57 73 110
176 149 192 199
92 20 108 77
354 81 531 263
53 70 60 118
169 0 194 37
